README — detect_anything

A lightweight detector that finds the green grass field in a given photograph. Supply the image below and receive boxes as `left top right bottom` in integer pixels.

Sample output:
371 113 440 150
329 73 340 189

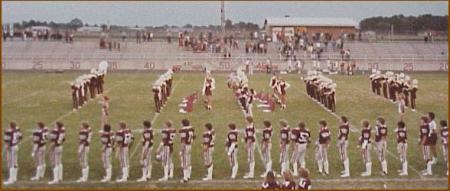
1 71 448 189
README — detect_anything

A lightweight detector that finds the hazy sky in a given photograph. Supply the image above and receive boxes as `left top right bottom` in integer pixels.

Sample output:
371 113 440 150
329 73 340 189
2 1 448 27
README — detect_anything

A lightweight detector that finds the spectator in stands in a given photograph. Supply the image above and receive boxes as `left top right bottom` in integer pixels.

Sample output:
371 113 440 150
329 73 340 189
121 31 127 41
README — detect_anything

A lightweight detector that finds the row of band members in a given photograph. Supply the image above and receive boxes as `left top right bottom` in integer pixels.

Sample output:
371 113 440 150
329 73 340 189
303 75 336 112
71 72 105 111
152 70 173 113
3 114 448 186
369 72 418 110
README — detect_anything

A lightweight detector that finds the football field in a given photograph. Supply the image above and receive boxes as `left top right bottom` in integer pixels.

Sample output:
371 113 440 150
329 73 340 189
1 71 448 189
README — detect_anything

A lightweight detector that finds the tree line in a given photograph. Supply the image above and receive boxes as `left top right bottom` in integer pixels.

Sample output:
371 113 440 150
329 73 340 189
359 14 448 34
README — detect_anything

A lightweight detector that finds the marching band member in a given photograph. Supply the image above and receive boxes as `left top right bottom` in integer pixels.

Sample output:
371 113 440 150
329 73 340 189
261 171 279 189
279 119 291 176
243 117 256 179
202 71 215 110
260 121 273 178
338 116 350 177
157 121 176 181
316 120 330 175
115 122 133 182
359 120 372 177
202 123 215 181
100 124 114 182
30 122 48 181
395 121 408 176
297 168 312 190
439 120 448 176
179 119 195 183
137 121 154 182
48 122 65 184
278 79 290 110
77 122 92 182
374 117 388 175
3 121 23 185
226 123 239 179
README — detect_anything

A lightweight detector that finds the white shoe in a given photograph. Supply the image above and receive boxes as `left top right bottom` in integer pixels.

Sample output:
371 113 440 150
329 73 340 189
158 177 168 181
136 176 147 182
116 177 127 182
340 172 350 178
399 172 408 176
31 176 39 181
361 172 371 177
431 157 437 164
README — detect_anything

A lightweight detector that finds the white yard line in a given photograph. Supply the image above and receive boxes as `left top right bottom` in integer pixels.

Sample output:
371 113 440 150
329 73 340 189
292 79 424 178
129 75 185 160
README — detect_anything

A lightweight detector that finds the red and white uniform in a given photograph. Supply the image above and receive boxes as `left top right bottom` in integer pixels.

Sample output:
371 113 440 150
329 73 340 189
140 127 154 179
261 181 280 189
226 129 238 178
244 124 256 164
280 126 290 173
179 125 195 181
441 126 448 172
420 124 431 161
48 126 65 183
316 127 330 174
32 126 48 177
78 127 92 169
374 124 387 164
281 180 296 190
395 127 408 163
261 126 273 174
159 127 176 180
202 78 215 96
202 130 215 167
338 123 349 162
297 128 311 170
100 130 114 178
49 127 65 167
359 127 372 163
115 128 132 170
427 120 438 146
4 127 23 169
297 177 312 190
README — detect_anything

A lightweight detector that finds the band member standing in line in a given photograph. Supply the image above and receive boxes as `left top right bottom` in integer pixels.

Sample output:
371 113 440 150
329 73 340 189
337 116 350 177
137 121 154 182
243 117 256 179
158 121 176 181
316 120 330 175
202 123 215 181
115 122 133 182
179 119 195 183
226 123 239 179
48 122 65 184
260 121 273 178
100 124 114 182
3 121 23 185
77 122 92 182
374 117 388 175
31 122 48 181
395 121 408 176
439 120 448 176
359 120 372 177
279 119 291 176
